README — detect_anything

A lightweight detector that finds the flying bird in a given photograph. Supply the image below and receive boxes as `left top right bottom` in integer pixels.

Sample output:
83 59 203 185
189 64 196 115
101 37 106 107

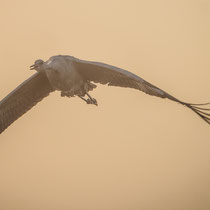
0 55 209 134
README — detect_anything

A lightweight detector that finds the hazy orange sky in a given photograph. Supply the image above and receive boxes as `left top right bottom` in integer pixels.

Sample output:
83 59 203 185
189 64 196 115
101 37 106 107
0 0 210 209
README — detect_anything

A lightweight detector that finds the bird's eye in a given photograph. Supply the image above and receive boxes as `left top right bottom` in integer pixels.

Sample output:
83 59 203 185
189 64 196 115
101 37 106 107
35 60 43 65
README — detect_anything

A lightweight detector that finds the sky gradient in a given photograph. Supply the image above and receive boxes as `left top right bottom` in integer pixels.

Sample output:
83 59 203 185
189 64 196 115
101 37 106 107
0 0 210 209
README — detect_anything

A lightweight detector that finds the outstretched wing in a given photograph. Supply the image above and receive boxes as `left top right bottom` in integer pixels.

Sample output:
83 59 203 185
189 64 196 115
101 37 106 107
73 58 181 101
73 58 178 100
0 72 55 134
73 57 210 124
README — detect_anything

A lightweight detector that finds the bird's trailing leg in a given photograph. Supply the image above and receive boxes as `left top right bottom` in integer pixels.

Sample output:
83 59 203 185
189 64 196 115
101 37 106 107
78 93 98 106
86 93 98 106
61 90 97 106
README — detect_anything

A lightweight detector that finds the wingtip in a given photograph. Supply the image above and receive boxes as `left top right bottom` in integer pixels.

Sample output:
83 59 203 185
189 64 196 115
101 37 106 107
184 102 210 125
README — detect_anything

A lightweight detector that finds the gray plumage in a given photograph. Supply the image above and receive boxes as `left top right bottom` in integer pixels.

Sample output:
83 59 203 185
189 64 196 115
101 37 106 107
0 55 209 134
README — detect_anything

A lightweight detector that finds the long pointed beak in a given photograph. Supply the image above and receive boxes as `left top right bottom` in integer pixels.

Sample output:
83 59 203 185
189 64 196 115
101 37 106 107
30 64 35 70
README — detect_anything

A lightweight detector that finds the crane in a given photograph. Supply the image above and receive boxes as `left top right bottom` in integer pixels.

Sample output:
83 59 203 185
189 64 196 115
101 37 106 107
0 55 209 134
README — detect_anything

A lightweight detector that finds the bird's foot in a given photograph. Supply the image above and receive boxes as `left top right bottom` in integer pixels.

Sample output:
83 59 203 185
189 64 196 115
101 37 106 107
78 96 98 106
86 93 98 106
86 98 98 106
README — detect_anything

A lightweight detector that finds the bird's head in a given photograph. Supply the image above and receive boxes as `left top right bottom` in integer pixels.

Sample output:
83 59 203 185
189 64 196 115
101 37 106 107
30 59 44 72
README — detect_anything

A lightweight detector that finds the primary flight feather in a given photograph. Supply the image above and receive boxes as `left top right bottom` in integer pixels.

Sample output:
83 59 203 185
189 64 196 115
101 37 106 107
0 55 209 134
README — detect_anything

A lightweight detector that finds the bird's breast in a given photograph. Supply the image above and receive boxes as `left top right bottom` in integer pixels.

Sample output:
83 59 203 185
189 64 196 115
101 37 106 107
45 66 82 91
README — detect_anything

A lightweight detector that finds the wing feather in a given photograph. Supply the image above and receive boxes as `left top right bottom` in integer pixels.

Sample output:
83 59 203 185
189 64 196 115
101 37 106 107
72 58 177 100
0 72 55 134
72 57 210 124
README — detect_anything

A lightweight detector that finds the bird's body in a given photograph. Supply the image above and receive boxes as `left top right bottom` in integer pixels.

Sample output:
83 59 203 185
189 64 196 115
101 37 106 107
38 56 83 92
35 55 96 97
0 55 209 134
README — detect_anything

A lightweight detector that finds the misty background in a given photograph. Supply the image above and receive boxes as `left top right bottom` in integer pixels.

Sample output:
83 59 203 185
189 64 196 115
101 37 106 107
0 0 210 209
